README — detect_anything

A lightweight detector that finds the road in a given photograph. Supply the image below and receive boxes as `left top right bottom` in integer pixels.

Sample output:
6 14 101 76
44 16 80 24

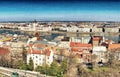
0 67 46 77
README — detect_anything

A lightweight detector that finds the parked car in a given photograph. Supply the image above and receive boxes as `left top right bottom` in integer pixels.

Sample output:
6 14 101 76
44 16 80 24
98 61 103 67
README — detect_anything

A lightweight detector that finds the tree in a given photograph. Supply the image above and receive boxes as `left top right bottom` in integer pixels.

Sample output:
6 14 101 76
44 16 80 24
35 66 46 74
22 46 27 63
77 63 89 77
35 62 64 76
0 56 11 67
28 57 34 71
47 62 60 76
35 64 49 74
60 58 68 74
18 60 29 70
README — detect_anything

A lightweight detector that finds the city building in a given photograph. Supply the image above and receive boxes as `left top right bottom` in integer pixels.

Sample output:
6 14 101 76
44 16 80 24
70 42 92 63
27 43 54 68
92 46 107 62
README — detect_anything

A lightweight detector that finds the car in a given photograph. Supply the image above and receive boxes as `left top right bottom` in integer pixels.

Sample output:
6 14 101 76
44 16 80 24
86 63 93 68
98 61 103 66
11 72 19 77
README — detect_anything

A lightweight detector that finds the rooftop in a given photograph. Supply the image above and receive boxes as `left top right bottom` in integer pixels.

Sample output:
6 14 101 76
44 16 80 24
70 42 92 47
108 44 120 50
0 47 10 55
27 48 51 56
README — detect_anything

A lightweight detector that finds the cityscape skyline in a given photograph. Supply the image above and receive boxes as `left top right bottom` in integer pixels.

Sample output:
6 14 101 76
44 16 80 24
0 0 120 21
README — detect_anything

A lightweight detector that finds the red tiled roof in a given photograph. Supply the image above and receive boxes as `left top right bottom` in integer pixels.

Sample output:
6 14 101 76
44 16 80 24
70 42 92 47
28 44 46 48
93 37 100 41
29 44 33 47
71 47 82 52
27 48 51 56
45 48 51 56
108 44 120 50
70 42 81 47
0 47 10 55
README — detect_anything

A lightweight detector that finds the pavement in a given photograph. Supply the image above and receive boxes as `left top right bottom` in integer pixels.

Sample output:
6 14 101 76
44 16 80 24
0 67 46 77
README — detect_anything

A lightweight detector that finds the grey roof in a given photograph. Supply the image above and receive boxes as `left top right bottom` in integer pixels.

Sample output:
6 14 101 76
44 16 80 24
33 40 51 46
33 47 44 51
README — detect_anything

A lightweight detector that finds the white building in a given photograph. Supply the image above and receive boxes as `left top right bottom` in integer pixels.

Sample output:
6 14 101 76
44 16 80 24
70 37 91 44
27 44 54 68
67 26 79 32
92 46 107 62
79 28 90 32
27 37 37 45
105 28 119 33
57 41 70 48
42 26 52 31
0 25 4 28
18 22 39 31
27 36 54 68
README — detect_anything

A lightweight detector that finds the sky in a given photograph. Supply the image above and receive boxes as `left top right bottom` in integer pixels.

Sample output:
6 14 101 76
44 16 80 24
0 0 120 21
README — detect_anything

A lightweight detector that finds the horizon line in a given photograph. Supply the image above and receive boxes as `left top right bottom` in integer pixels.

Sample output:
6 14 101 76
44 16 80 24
0 20 120 23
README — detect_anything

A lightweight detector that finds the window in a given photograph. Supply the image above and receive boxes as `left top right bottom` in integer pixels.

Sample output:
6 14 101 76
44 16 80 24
36 56 38 58
47 61 49 64
40 63 42 65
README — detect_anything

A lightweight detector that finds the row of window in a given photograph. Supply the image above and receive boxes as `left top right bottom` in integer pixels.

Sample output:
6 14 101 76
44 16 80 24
29 56 50 63
31 55 50 59
35 61 50 66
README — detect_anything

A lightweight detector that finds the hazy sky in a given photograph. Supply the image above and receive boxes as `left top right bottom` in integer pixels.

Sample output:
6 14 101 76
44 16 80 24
0 0 120 21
